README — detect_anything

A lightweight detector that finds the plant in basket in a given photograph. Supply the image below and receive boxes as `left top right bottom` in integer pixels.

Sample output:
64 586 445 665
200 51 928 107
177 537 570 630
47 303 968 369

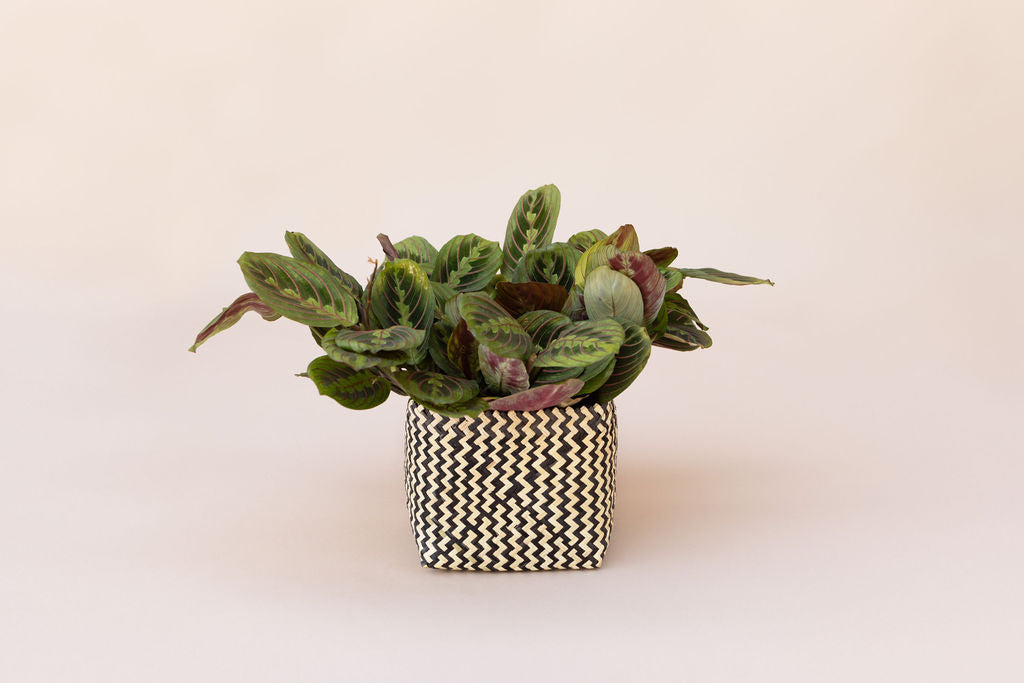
190 184 772 570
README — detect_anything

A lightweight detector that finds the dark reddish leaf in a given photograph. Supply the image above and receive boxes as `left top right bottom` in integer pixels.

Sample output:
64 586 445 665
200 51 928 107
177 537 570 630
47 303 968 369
494 281 570 318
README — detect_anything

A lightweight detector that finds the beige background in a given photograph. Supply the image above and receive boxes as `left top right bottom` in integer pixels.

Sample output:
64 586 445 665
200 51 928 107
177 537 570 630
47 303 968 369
2 0 1022 680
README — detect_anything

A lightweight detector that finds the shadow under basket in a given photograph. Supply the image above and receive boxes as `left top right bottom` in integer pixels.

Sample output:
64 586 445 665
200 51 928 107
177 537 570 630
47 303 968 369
403 399 617 571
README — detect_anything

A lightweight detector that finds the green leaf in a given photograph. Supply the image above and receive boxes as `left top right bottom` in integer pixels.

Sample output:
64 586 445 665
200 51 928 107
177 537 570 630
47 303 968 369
595 321 652 403
238 252 360 328
583 266 645 323
567 228 608 252
427 322 463 377
478 344 530 395
508 242 579 291
643 247 678 268
393 235 438 268
532 318 625 368
487 379 584 411
531 365 584 385
493 281 569 318
284 231 363 296
572 243 620 290
369 259 435 331
457 292 533 360
393 370 479 405
663 292 708 330
306 356 390 410
327 326 425 353
433 234 502 292
321 328 414 370
430 280 458 314
189 292 281 352
653 301 714 351
673 267 775 286
502 184 561 274
414 397 489 418
608 250 666 325
576 355 616 396
601 224 640 251
518 309 573 349
661 267 683 293
446 318 480 379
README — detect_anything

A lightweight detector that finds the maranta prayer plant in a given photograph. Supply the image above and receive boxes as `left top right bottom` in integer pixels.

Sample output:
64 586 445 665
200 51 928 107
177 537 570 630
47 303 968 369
190 184 772 416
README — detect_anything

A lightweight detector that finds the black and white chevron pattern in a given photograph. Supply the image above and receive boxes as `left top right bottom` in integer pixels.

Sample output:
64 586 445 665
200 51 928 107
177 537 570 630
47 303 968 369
404 400 617 571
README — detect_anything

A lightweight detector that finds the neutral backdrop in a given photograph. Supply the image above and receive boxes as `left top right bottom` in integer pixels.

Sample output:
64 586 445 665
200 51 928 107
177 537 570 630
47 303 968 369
2 1 1022 681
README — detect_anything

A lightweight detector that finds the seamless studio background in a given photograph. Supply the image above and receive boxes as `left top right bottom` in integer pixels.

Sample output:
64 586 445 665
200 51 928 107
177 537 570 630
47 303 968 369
1 1 1022 681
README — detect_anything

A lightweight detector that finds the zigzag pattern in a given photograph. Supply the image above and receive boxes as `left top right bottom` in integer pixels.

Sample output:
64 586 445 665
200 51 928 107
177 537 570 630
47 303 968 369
404 400 617 571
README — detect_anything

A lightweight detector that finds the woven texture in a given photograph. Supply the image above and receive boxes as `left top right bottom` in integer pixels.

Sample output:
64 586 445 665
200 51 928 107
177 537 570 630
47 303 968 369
404 400 617 571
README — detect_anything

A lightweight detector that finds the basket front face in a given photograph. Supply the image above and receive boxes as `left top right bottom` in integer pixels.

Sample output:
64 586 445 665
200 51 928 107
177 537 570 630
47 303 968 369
404 400 617 571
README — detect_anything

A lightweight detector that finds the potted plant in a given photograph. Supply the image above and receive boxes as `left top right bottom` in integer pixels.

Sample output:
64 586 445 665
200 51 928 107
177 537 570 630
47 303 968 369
190 184 772 571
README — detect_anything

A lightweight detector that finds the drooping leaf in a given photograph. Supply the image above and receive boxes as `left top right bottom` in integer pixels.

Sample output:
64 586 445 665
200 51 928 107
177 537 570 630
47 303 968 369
532 318 625 368
487 379 584 411
654 301 714 351
502 184 561 274
327 326 425 353
369 259 435 331
567 228 608 252
508 242 579 291
494 281 569 318
595 321 652 403
663 292 708 330
284 231 363 296
238 252 360 328
644 247 678 268
608 250 667 324
321 328 414 370
446 319 480 379
661 267 683 293
583 266 645 323
415 397 489 418
478 344 530 395
517 309 573 349
392 369 479 405
189 292 281 352
306 356 390 410
457 292 533 360
576 355 616 395
393 235 438 268
673 267 775 286
433 234 502 292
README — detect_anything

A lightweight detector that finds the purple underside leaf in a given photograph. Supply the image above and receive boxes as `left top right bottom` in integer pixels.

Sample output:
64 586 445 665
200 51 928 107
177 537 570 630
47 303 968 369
608 250 667 325
478 344 530 395
486 379 584 411
189 292 281 352
493 281 569 318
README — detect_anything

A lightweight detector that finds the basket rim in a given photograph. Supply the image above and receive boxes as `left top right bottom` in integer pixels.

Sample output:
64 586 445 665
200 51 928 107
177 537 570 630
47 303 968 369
406 398 615 420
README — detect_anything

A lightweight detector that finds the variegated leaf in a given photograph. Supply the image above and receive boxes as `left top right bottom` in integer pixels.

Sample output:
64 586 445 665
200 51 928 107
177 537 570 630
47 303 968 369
508 242 579 291
531 364 584 386
393 370 479 406
457 292 533 360
608 250 666 324
517 309 573 349
673 267 774 286
369 259 435 331
567 228 608 252
189 292 281 352
427 322 463 377
433 234 502 292
583 266 645 323
595 321 652 403
238 252 360 327
661 267 683 293
502 184 561 274
572 244 620 290
663 292 708 330
478 344 530 395
321 328 413 369
284 231 363 296
487 379 584 411
532 318 625 368
393 235 438 267
306 356 390 410
576 355 616 395
415 397 488 418
327 325 425 353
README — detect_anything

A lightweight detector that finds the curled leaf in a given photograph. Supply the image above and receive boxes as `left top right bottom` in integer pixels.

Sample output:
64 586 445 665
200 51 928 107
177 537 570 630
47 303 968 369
376 233 400 261
673 267 774 286
661 267 683 293
494 281 569 318
189 292 281 352
583 266 645 323
321 329 414 370
306 356 390 410
487 379 584 411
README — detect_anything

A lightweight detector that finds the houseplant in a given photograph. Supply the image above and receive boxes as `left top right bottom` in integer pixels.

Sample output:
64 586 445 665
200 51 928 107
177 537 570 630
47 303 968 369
190 183 772 570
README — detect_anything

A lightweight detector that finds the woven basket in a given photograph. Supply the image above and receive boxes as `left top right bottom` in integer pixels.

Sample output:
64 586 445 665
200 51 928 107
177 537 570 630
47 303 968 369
404 399 617 571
